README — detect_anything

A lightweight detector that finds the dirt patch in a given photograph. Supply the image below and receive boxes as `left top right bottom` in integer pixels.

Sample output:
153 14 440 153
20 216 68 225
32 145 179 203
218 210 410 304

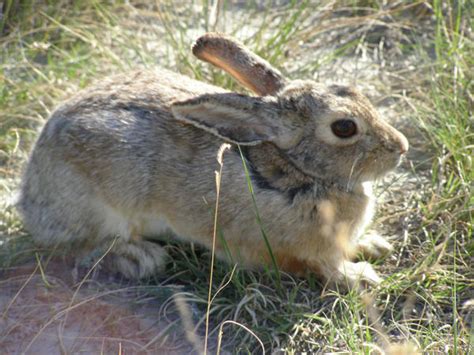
0 260 195 354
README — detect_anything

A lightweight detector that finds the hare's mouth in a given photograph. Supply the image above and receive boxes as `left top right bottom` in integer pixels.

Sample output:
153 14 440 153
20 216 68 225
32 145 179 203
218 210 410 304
373 154 404 178
354 153 402 183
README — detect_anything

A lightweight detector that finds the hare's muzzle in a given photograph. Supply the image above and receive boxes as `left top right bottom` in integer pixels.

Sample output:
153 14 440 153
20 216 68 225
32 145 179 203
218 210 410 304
383 124 409 155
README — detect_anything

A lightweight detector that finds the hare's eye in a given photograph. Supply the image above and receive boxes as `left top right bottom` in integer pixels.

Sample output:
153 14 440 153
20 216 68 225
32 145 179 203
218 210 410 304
331 119 357 138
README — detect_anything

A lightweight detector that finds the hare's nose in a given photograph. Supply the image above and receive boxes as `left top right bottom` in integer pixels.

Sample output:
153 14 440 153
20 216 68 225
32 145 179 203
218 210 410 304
398 134 409 154
385 124 409 155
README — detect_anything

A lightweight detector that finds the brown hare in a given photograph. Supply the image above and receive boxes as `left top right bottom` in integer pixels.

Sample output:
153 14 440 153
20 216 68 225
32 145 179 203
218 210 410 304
18 33 408 287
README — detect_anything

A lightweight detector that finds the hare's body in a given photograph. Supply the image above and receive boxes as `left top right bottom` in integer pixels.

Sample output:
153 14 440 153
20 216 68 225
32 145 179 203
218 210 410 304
19 33 408 285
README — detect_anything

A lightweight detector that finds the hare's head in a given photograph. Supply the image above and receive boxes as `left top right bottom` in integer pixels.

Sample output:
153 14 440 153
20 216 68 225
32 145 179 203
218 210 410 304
172 33 408 186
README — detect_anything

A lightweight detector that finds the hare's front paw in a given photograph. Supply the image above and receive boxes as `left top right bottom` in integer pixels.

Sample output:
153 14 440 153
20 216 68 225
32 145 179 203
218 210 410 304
356 232 393 260
105 240 168 279
335 261 382 288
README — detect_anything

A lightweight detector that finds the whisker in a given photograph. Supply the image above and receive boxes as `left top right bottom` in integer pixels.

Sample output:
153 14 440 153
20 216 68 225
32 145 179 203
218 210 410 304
346 153 363 192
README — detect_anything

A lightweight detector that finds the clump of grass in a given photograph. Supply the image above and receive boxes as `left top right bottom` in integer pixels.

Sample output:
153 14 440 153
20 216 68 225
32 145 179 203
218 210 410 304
412 1 473 351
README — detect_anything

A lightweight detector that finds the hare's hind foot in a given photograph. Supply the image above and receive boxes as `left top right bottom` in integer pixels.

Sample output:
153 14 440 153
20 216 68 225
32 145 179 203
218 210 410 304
355 232 393 260
102 240 168 279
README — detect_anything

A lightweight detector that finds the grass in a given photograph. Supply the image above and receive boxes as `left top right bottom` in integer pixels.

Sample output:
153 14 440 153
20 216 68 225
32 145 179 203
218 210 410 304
0 0 472 353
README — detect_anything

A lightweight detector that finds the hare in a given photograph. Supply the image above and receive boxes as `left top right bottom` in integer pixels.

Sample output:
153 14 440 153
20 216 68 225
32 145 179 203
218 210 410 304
18 33 408 287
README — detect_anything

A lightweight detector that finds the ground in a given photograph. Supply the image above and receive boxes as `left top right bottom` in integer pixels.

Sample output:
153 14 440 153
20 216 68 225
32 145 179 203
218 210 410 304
0 1 472 354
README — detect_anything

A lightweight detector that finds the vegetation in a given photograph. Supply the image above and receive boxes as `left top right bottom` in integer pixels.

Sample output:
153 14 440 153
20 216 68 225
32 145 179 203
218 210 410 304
0 0 472 353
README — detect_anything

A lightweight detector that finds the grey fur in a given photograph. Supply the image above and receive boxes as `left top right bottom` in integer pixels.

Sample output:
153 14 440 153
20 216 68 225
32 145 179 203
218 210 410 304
18 33 408 287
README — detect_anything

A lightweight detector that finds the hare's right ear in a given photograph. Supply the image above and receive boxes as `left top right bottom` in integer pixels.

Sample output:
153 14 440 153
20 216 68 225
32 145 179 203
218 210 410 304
171 93 300 148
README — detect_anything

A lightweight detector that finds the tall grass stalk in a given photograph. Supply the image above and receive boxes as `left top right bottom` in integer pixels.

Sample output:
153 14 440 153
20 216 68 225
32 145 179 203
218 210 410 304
238 145 282 293
204 143 231 354
0 0 13 34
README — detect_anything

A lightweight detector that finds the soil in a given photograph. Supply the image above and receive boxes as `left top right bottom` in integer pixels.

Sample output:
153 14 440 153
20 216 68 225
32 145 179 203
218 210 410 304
0 260 195 354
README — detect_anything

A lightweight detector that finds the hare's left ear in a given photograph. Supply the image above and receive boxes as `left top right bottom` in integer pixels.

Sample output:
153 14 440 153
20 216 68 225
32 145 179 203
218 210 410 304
171 93 301 148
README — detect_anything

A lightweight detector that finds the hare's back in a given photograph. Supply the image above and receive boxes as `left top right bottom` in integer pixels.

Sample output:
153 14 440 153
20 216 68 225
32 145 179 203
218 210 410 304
31 69 227 203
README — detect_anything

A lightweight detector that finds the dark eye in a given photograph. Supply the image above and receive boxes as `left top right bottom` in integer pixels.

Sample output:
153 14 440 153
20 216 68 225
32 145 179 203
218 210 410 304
331 119 357 138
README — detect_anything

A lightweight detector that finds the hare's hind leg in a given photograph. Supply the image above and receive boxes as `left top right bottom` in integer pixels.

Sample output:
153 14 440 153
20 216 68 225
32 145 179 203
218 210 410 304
102 239 168 279
73 201 168 279
18 160 103 248
20 189 168 279
18 159 167 279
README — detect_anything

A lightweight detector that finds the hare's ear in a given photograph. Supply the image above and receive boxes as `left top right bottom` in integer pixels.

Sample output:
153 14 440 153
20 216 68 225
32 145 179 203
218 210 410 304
171 93 299 147
192 33 286 96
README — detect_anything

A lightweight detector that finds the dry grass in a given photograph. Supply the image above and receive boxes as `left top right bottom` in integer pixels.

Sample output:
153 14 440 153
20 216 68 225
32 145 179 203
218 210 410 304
0 0 472 353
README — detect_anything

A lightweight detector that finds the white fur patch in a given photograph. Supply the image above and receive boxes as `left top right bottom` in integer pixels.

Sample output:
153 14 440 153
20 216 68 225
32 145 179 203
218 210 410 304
353 181 375 240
